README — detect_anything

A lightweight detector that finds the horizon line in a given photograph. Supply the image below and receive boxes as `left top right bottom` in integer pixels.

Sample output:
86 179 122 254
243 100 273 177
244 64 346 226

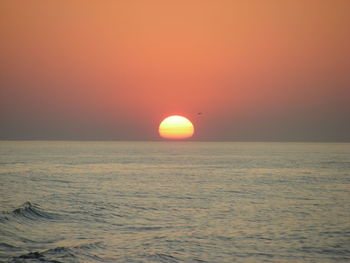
0 139 349 143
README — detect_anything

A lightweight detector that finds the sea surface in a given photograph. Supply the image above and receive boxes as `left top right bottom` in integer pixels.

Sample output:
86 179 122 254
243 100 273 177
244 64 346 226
0 141 349 262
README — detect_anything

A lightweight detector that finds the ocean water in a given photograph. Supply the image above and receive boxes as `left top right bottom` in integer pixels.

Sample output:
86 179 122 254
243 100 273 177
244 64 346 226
0 141 349 263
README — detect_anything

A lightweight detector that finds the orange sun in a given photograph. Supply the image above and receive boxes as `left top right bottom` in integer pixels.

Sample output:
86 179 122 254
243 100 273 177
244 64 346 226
159 115 194 140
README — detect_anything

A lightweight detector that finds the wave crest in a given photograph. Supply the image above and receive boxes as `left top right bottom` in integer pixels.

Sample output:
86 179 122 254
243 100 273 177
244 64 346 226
11 201 60 221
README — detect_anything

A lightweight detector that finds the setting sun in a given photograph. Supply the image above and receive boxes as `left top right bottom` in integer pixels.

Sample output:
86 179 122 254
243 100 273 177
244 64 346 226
159 115 194 140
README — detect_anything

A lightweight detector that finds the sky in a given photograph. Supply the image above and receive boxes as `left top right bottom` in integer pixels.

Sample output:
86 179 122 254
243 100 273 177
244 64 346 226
1 0 349 141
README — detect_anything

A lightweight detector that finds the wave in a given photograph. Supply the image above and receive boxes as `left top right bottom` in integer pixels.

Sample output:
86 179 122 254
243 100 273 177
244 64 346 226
7 243 108 263
146 253 180 263
9 202 61 222
0 202 66 261
9 247 72 263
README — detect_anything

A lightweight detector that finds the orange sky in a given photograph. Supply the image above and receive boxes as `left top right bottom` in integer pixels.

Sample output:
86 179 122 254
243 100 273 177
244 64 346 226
1 0 349 140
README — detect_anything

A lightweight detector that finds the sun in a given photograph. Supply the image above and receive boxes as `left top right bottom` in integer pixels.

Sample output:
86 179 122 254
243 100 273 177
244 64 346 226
159 115 194 140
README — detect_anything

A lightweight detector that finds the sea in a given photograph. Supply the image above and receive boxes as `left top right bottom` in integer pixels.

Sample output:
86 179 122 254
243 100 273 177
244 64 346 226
0 141 349 262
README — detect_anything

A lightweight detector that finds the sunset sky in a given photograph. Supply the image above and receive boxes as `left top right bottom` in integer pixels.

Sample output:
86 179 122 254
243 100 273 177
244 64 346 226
1 0 349 141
